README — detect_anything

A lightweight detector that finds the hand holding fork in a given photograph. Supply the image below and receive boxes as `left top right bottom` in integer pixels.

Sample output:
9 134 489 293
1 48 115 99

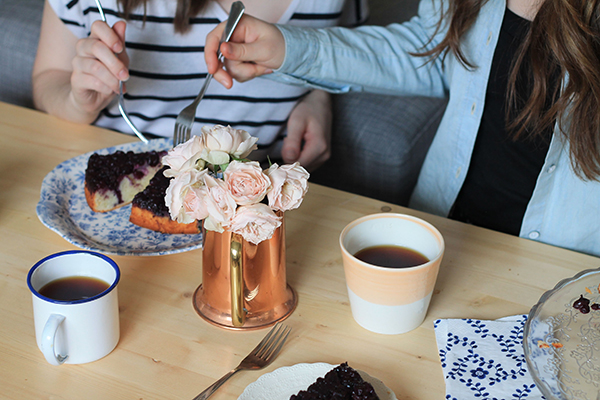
93 0 148 143
173 1 245 147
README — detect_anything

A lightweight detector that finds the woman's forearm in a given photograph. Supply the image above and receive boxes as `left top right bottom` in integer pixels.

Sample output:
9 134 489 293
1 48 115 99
32 69 102 125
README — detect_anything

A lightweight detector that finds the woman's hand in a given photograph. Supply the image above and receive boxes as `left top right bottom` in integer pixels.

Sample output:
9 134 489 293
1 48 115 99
205 14 286 88
283 90 332 172
32 0 129 124
70 20 129 116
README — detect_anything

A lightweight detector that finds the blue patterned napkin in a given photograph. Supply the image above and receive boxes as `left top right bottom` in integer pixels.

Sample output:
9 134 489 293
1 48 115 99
434 315 546 400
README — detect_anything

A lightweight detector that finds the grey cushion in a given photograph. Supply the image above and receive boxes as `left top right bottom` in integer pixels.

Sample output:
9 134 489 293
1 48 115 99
309 2 446 206
310 93 447 206
0 0 45 108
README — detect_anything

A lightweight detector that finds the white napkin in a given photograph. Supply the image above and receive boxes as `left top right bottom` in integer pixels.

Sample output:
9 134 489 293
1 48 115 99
434 315 546 400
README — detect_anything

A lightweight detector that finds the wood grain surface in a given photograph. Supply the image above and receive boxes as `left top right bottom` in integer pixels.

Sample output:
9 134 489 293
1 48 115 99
0 101 598 400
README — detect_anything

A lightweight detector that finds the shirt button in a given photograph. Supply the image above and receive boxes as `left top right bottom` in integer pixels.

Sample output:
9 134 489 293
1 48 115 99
529 231 540 239
456 166 462 178
486 32 493 45
471 102 476 114
547 164 556 173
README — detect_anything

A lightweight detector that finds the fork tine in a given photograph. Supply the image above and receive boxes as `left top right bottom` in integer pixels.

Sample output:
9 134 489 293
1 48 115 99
173 123 185 147
182 122 191 143
175 125 181 146
263 325 291 362
179 124 191 145
255 324 290 359
252 323 283 357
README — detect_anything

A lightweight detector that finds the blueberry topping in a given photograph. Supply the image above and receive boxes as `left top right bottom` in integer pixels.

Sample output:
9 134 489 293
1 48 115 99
573 295 591 314
85 150 165 193
132 166 171 217
289 362 379 400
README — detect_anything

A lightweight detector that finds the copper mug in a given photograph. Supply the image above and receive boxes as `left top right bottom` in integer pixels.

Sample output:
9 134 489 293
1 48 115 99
193 218 297 330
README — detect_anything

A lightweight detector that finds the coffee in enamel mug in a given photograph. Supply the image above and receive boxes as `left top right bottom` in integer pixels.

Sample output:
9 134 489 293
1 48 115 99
27 250 120 365
38 276 110 301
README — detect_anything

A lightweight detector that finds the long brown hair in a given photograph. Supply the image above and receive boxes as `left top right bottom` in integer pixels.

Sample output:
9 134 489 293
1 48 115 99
118 0 210 33
422 0 600 181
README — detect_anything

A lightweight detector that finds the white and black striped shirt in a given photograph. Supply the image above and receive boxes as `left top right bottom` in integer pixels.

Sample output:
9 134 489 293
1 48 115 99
49 0 367 156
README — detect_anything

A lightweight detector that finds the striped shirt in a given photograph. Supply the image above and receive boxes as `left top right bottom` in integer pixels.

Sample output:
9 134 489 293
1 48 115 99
48 0 367 157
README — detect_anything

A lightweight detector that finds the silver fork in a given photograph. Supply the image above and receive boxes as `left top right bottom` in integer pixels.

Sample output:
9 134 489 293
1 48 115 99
94 0 148 144
173 1 245 147
192 322 292 400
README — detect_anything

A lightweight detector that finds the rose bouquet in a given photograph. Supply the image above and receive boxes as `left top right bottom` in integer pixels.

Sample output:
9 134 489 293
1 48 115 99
162 125 310 245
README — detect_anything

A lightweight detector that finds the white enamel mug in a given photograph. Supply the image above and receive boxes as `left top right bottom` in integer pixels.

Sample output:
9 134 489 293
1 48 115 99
27 250 120 365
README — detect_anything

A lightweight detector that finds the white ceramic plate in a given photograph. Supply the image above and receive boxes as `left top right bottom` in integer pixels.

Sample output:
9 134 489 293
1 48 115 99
238 363 397 400
36 138 203 256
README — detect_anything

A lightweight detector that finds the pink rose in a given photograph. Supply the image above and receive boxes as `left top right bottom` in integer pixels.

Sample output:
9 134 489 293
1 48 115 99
162 135 206 177
165 168 207 223
226 204 282 245
224 160 271 206
202 174 237 233
265 162 310 211
200 125 258 165
183 186 209 221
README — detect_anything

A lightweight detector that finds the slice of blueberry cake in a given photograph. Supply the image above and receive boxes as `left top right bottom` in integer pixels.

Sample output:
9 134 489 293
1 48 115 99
84 150 166 212
129 166 200 234
290 363 380 400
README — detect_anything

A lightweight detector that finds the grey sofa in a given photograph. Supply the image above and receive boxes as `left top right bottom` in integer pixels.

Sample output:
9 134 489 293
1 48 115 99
0 0 446 206
0 0 45 108
310 0 447 205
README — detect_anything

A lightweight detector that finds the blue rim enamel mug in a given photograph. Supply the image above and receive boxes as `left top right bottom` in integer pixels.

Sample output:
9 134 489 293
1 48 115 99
27 250 120 365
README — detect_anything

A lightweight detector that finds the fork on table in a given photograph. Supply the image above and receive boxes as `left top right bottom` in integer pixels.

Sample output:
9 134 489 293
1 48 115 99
173 1 245 147
192 322 292 400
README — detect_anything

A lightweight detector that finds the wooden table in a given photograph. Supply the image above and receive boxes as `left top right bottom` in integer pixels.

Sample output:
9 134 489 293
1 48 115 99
1 101 598 400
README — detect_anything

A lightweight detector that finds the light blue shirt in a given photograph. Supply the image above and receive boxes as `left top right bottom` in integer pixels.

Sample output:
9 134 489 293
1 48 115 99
270 0 600 256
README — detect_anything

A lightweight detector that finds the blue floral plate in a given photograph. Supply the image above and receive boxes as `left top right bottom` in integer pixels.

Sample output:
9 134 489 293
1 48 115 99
36 139 203 256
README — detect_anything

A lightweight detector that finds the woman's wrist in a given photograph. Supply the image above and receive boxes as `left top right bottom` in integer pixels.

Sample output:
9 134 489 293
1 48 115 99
33 69 103 125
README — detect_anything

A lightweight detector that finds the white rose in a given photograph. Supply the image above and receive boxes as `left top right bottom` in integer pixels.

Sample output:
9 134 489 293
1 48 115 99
266 162 310 212
200 125 258 165
162 135 205 177
224 160 271 206
165 168 207 223
202 174 237 233
226 204 282 245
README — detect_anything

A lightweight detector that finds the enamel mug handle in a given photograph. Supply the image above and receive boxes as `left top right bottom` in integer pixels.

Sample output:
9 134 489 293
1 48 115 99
41 314 68 365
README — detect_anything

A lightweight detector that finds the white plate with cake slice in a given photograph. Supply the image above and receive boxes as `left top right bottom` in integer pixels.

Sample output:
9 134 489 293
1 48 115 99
237 363 397 400
36 139 204 256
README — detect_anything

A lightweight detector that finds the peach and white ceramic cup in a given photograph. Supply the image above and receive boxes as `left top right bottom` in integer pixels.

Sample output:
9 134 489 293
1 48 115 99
340 213 444 334
27 250 120 365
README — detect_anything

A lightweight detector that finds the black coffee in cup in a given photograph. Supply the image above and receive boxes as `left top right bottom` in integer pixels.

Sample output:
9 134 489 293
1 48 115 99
39 276 109 301
354 245 429 269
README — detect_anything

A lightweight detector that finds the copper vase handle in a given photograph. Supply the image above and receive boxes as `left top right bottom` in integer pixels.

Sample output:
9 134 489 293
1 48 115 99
230 233 246 327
